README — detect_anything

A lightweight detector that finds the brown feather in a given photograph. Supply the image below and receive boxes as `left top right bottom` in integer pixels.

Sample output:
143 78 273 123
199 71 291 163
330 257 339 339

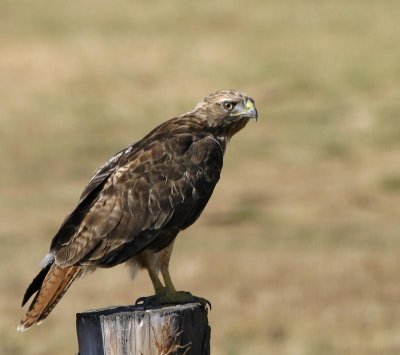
19 90 257 329
18 265 82 331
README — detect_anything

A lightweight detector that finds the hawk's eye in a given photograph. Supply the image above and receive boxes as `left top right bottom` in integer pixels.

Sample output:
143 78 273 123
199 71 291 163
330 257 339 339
222 101 235 111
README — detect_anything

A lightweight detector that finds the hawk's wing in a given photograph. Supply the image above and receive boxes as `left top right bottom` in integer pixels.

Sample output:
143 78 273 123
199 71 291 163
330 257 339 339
48 144 137 252
50 134 223 268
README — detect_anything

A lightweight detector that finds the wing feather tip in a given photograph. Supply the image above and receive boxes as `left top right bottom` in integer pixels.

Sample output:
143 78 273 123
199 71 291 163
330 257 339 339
17 318 40 332
17 323 27 332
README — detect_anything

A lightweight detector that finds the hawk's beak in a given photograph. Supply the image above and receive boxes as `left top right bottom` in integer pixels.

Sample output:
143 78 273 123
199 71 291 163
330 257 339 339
245 99 258 121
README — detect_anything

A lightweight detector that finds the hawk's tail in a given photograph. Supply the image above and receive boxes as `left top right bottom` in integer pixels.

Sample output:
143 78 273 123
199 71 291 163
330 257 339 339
18 262 82 331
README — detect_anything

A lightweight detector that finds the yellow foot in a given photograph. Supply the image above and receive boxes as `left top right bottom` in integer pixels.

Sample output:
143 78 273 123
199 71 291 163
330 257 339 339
135 290 211 310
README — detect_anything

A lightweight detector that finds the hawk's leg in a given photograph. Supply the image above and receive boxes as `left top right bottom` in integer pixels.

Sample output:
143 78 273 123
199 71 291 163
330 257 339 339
135 265 211 310
148 265 164 294
160 264 176 293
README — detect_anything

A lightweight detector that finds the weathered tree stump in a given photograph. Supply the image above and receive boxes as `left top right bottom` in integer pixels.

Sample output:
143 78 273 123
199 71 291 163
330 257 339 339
76 303 210 355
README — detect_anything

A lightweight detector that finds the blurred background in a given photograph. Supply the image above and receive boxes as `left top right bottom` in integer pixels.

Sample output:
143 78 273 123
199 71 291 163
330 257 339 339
1 0 400 354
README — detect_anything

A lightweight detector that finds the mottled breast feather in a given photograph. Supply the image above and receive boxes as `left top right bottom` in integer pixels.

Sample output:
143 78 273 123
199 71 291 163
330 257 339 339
50 130 224 267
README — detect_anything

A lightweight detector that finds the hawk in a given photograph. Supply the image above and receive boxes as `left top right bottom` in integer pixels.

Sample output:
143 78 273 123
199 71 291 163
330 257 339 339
18 90 258 331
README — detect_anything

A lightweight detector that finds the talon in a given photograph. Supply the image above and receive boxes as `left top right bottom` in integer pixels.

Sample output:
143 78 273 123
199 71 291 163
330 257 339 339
193 296 212 310
135 297 146 306
134 295 158 309
205 299 212 310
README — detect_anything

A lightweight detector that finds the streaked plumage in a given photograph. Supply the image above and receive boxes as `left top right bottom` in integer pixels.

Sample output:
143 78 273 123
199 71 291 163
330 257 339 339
18 90 257 331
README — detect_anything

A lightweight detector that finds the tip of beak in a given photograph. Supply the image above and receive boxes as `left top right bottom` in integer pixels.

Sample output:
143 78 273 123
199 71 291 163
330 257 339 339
248 108 258 121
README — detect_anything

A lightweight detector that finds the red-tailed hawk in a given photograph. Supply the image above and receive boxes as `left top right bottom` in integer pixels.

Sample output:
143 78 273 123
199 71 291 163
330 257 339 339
18 90 258 331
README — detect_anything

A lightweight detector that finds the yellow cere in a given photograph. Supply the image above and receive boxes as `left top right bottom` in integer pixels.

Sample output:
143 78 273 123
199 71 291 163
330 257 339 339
246 100 254 110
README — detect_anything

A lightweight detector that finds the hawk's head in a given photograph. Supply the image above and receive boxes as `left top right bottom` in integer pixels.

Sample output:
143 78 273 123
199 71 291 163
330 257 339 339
191 90 258 138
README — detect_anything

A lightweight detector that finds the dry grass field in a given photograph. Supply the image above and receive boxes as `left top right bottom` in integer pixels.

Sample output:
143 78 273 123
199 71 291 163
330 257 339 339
1 0 400 354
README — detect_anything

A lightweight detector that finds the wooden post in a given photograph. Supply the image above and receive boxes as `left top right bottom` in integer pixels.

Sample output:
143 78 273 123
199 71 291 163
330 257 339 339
76 303 210 355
